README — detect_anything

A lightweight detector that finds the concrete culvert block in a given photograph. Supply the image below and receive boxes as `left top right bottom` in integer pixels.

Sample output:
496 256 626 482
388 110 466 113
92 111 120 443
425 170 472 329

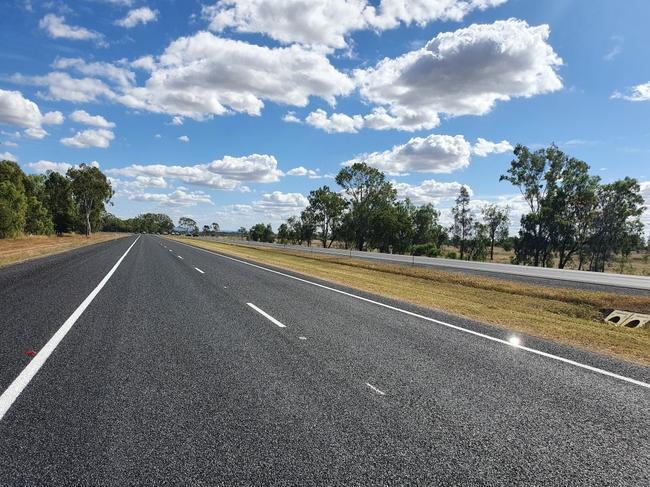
604 310 634 326
621 313 650 329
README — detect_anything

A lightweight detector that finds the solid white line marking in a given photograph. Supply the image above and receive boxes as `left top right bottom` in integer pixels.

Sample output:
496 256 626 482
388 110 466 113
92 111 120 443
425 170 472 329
0 236 141 421
366 383 386 395
194 267 205 274
298 336 307 340
168 238 650 390
247 303 286 328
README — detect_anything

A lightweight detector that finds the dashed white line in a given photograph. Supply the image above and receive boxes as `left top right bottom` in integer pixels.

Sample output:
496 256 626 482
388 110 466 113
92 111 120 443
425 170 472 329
169 249 173 252
0 236 141 421
177 256 183 260
194 267 205 274
168 238 650 390
366 383 386 396
247 303 286 328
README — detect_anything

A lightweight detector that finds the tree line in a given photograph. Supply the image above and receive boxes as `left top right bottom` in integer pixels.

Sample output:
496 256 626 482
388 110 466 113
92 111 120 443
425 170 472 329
0 160 112 238
241 144 647 271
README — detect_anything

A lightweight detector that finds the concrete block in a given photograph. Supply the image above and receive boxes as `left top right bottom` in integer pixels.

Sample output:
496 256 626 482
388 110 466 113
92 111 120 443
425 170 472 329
620 313 650 329
604 310 634 326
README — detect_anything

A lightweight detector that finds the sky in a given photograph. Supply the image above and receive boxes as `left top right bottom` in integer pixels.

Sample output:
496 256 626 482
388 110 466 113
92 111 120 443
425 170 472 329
0 0 649 231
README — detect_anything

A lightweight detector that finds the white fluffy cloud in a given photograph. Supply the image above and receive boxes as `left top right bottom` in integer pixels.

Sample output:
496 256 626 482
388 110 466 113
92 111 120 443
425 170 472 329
39 14 104 44
61 128 115 148
27 160 100 174
70 110 116 128
203 0 506 49
11 72 116 103
472 137 513 157
51 58 134 87
305 109 364 134
117 31 354 119
255 191 309 211
394 179 469 205
127 189 212 207
287 166 320 178
612 81 650 102
116 7 159 28
108 154 283 191
355 19 563 129
1 151 18 161
178 135 190 142
345 134 472 175
0 89 63 138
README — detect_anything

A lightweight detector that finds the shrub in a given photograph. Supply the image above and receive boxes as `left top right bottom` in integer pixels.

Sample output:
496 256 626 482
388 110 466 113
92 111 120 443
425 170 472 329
445 251 457 259
410 243 440 257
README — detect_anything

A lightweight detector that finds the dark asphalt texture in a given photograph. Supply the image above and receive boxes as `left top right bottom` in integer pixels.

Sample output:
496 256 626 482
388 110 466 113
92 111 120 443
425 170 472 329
0 235 648 485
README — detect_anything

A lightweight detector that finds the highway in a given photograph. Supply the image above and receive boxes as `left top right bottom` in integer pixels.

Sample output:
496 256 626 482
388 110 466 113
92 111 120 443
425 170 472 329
0 234 649 485
206 238 650 294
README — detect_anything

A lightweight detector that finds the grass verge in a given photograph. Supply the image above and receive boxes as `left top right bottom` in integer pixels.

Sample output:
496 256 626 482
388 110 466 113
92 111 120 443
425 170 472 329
0 233 128 267
170 236 650 367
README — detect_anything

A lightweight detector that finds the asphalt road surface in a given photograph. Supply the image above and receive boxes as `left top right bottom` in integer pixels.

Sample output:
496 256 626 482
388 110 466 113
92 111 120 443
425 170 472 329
1 235 648 486
205 238 650 294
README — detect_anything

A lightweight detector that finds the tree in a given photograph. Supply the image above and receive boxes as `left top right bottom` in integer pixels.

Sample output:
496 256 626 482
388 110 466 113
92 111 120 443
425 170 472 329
587 178 645 272
335 162 396 250
202 225 211 236
44 171 76 235
211 222 220 235
67 164 113 237
179 216 198 235
307 185 347 248
467 222 490 261
277 223 290 244
481 204 510 260
450 186 474 260
0 160 27 238
237 226 248 239
412 203 446 248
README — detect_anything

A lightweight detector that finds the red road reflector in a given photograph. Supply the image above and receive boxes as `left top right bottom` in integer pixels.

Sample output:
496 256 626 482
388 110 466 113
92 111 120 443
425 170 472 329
25 350 37 358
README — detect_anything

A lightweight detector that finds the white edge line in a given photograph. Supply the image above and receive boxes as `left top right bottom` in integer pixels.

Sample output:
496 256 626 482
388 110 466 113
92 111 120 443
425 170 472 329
194 267 205 274
166 238 650 390
0 235 141 421
366 382 386 395
247 303 287 328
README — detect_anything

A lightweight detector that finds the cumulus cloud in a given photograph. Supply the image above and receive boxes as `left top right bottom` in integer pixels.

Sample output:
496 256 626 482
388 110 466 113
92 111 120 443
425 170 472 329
305 109 364 134
612 81 650 102
345 134 472 175
116 7 159 28
203 0 506 49
0 89 63 138
39 14 104 44
282 111 301 123
255 191 309 211
472 138 513 157
1 151 18 161
70 110 116 128
51 58 135 87
394 179 469 205
170 116 183 126
107 154 283 191
60 128 115 148
27 160 100 174
10 72 116 103
127 189 212 207
178 135 190 142
116 31 354 119
287 166 320 178
355 19 563 130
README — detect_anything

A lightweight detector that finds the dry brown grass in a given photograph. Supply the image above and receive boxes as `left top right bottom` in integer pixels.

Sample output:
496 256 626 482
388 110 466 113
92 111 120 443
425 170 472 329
171 236 650 367
0 233 128 267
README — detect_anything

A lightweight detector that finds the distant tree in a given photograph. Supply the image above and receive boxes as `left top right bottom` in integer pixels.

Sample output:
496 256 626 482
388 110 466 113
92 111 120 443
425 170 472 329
249 223 267 242
179 216 198 235
237 226 248 239
307 185 347 248
277 223 290 244
412 203 446 249
211 222 220 235
299 209 317 246
67 164 113 237
467 222 490 261
450 186 474 260
44 171 76 235
0 160 27 238
335 162 396 250
202 225 211 236
481 204 510 260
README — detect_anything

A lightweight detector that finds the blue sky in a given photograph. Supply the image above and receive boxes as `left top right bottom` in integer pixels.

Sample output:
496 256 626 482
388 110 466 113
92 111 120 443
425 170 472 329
1 0 649 230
